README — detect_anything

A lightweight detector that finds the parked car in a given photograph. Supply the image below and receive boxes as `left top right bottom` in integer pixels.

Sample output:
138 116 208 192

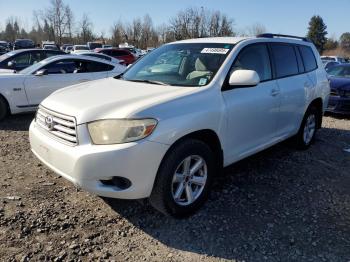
0 41 9 55
120 47 143 59
321 56 347 64
13 39 35 50
75 51 125 65
323 60 340 71
71 45 90 53
0 49 65 72
87 42 103 50
326 64 350 114
94 48 135 65
102 44 112 49
61 44 73 51
0 55 125 120
43 44 60 51
65 46 74 53
29 34 329 217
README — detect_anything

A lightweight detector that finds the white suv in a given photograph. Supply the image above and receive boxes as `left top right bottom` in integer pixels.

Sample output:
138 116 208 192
29 34 330 217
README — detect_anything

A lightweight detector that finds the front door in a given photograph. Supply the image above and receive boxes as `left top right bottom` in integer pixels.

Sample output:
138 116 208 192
222 43 281 163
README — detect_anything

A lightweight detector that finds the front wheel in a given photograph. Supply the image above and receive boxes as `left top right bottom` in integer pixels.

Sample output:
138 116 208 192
149 139 215 218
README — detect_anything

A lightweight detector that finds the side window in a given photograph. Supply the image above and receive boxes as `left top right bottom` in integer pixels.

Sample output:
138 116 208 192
41 60 76 74
294 46 305 73
13 53 31 66
85 61 113 72
299 46 317 72
30 51 42 64
271 44 299 78
231 44 272 81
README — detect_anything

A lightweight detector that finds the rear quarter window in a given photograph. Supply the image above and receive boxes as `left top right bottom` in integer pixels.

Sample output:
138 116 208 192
299 46 318 72
270 44 299 78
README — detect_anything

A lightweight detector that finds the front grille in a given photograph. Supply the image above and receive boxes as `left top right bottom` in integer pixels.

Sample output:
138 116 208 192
36 106 78 146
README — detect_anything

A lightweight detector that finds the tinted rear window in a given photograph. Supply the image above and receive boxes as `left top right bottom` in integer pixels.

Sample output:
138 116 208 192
271 44 299 78
299 46 317 72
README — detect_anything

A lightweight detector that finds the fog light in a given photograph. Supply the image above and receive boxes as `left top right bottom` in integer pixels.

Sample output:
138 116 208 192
100 176 131 190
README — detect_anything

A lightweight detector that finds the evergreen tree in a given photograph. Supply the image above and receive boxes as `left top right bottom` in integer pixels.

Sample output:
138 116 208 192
307 15 327 53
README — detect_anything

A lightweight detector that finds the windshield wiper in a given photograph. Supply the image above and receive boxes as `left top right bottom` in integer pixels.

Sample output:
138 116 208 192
128 79 169 86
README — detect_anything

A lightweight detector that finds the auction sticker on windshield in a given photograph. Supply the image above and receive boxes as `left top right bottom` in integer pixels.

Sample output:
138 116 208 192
201 48 229 54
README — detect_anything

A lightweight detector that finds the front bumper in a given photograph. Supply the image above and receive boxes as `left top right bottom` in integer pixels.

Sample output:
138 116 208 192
326 96 350 114
29 121 169 199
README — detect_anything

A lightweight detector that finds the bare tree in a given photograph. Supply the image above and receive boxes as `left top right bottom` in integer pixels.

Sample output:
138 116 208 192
43 0 72 44
246 23 267 36
169 7 235 40
65 5 74 42
79 13 94 43
132 18 142 46
111 20 125 46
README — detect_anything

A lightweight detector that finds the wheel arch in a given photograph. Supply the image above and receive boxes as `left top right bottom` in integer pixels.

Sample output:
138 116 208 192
0 92 10 113
307 97 323 129
160 129 224 173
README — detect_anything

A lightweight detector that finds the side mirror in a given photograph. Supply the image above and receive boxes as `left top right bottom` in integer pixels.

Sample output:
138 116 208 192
7 60 15 68
35 69 48 76
229 69 260 87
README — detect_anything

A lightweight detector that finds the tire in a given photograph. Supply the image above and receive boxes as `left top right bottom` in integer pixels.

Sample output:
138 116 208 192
293 106 319 150
0 96 8 121
149 139 215 218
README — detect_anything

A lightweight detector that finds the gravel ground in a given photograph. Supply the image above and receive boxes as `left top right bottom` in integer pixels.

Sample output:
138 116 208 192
0 113 350 262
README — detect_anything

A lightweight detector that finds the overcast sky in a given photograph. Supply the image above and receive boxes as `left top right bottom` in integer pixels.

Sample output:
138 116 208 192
0 0 348 38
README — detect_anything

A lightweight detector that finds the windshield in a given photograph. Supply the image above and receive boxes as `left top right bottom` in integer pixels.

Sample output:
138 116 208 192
327 65 350 78
122 43 234 87
0 53 10 62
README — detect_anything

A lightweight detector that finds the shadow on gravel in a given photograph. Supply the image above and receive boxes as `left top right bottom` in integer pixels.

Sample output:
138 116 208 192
104 127 350 261
0 113 35 131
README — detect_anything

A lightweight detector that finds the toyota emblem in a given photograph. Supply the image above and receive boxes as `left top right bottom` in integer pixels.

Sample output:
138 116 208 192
45 116 54 130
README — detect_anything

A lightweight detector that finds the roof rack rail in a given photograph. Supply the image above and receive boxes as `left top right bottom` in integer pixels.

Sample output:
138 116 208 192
256 33 311 42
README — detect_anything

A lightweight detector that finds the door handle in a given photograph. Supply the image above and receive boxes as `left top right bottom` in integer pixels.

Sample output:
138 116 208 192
79 79 89 83
271 89 280 96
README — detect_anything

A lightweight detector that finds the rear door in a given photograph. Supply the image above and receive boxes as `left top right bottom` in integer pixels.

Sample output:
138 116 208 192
270 43 310 136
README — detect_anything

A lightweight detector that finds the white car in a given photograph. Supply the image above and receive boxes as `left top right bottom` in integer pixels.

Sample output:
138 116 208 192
321 56 347 64
0 55 125 120
71 45 90 54
75 52 125 65
29 34 330 217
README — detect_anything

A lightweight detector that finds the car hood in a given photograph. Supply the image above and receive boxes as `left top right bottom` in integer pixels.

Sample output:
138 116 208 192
41 78 197 124
329 76 350 90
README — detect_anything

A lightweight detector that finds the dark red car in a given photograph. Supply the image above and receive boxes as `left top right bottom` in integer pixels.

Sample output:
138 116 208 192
94 48 135 65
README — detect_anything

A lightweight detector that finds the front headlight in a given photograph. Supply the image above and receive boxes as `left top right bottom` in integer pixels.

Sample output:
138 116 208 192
87 119 158 145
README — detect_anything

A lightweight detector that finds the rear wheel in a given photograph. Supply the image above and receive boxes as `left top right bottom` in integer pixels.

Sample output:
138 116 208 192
0 96 8 121
293 106 318 149
149 139 214 218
